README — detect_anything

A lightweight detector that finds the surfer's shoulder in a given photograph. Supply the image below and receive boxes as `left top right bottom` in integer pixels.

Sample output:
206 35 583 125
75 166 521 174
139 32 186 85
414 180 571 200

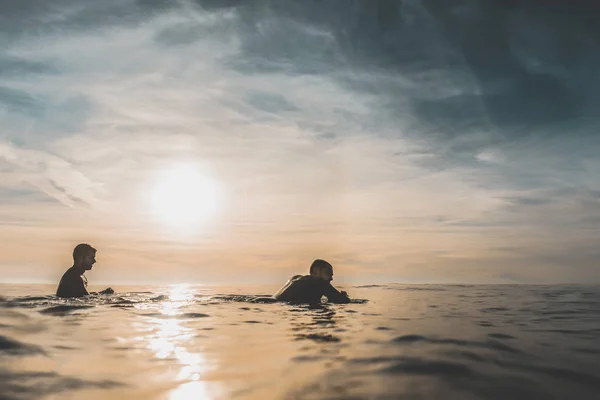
284 275 309 285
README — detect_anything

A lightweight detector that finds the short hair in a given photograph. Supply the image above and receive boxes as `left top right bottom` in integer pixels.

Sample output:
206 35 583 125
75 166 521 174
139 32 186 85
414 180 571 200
73 243 96 260
309 259 333 275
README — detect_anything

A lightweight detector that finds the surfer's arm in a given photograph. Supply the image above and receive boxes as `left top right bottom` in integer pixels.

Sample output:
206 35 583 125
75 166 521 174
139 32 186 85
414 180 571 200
93 287 114 295
323 284 351 304
273 281 292 300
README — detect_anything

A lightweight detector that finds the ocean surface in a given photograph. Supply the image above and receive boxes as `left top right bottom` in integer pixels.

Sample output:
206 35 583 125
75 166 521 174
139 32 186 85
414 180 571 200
1 283 599 400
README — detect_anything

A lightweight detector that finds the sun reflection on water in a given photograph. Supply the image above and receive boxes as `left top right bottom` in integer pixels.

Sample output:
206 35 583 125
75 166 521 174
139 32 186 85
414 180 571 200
142 284 218 399
168 284 194 302
169 381 211 400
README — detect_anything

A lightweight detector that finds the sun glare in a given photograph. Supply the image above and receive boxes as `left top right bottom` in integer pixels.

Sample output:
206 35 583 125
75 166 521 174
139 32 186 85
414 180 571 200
151 164 219 229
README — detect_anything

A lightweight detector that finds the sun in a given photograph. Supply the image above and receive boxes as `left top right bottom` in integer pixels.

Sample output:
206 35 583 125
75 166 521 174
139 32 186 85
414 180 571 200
150 164 219 229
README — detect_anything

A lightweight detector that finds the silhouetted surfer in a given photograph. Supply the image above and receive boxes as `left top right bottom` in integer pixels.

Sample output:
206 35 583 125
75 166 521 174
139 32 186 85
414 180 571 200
56 244 114 298
273 259 350 304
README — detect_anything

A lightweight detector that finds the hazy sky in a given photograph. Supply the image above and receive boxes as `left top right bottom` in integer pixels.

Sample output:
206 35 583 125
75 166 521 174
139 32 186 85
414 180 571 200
1 0 599 284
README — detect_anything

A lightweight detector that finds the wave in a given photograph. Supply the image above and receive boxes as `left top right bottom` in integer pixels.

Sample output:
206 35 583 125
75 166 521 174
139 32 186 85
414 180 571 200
295 333 341 343
140 312 211 319
0 368 123 400
353 284 387 288
392 334 522 354
352 284 447 292
39 305 94 316
381 358 472 377
0 335 45 356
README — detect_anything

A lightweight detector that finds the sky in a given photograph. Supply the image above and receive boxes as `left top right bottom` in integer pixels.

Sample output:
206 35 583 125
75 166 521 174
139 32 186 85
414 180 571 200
1 0 599 285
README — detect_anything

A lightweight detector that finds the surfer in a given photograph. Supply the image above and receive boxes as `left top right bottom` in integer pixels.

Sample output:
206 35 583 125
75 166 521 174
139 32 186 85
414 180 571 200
272 259 350 304
56 243 114 298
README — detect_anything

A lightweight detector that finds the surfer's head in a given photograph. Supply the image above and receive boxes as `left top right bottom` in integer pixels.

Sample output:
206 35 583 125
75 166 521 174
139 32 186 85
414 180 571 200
309 259 334 282
73 243 97 271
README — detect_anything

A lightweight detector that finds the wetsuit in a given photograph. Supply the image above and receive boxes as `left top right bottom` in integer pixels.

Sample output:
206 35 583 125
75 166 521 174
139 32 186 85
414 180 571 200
56 267 89 298
273 275 350 304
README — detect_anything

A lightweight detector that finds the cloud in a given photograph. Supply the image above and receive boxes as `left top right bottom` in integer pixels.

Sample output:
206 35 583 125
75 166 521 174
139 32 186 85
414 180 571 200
0 86 45 116
476 149 505 164
0 0 599 282
0 142 104 208
171 0 600 134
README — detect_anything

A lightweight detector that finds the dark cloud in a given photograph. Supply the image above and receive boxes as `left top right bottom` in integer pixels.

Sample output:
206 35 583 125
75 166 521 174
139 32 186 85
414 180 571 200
154 20 211 46
4 0 599 141
412 94 489 139
0 55 58 78
0 88 91 146
0 0 76 42
191 0 244 10
0 0 159 43
0 0 74 21
183 0 600 141
0 86 45 116
244 91 298 114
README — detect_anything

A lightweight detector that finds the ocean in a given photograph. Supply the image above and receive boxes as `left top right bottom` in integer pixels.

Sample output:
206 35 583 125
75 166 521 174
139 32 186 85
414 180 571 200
1 283 599 400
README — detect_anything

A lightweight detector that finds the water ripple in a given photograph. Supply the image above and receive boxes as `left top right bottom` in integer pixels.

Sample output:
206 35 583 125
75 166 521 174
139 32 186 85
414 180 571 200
0 335 45 356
